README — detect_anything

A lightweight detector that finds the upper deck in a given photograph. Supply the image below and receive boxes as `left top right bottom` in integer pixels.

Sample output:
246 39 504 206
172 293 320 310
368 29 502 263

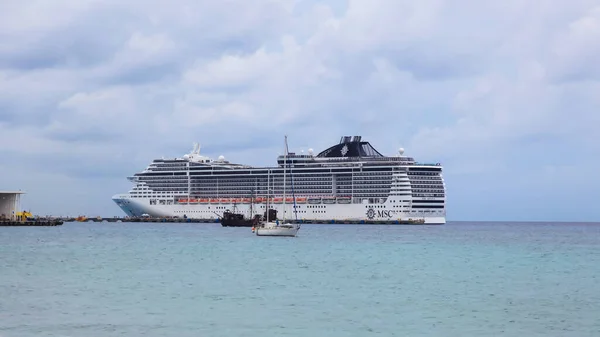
133 135 441 178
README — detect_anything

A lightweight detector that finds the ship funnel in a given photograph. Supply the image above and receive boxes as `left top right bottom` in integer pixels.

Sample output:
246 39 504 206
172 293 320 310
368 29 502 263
340 136 352 144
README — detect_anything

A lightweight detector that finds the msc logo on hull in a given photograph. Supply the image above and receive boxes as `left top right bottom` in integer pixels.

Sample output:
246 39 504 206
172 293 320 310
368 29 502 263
366 207 396 220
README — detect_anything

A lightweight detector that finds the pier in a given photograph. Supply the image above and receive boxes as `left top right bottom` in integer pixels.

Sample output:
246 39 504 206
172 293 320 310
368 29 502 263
0 190 63 226
0 191 64 226
0 219 63 226
70 216 221 223
65 216 429 225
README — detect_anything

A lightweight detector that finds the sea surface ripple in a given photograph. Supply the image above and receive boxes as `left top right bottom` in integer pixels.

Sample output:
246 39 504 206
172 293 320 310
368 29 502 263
1 221 599 336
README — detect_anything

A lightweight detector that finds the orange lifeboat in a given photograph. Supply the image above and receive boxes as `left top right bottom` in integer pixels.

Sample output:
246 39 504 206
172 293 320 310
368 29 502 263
178 199 188 203
242 198 252 203
295 197 307 204
220 198 230 203
199 199 209 204
210 198 219 204
273 197 283 204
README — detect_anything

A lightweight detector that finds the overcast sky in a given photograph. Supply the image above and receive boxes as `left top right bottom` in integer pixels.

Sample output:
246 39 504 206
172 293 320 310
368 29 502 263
1 0 599 221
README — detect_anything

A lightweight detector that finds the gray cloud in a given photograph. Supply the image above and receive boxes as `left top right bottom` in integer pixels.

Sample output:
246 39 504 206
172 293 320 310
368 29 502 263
0 0 599 220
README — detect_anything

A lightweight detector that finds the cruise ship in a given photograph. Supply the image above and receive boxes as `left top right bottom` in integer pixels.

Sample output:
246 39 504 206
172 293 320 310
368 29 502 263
112 136 446 224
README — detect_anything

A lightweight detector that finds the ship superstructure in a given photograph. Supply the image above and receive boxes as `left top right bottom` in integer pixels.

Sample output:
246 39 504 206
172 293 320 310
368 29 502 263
112 136 446 224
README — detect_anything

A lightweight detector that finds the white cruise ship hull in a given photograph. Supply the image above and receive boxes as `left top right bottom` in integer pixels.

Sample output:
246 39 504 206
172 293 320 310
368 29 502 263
112 195 446 224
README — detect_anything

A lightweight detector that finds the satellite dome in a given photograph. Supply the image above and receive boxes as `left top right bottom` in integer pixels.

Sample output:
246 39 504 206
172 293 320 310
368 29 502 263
218 155 225 161
398 147 405 155
308 148 314 155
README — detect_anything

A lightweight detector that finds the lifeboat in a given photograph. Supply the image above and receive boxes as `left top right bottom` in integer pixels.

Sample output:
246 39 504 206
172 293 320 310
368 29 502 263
254 197 264 203
188 199 199 204
322 196 336 204
273 197 283 204
210 198 219 204
307 197 321 204
198 199 209 204
336 196 351 204
231 198 242 204
242 198 252 203
285 197 294 203
220 198 230 203
295 197 307 204
178 199 188 203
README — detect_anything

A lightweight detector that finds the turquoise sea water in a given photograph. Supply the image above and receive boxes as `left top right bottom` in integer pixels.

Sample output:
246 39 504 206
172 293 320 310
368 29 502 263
1 221 599 336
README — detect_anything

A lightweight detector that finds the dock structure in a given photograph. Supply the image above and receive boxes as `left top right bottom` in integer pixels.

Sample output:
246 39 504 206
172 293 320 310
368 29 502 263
66 216 429 225
71 216 221 223
0 190 63 226
0 190 24 221
0 220 63 226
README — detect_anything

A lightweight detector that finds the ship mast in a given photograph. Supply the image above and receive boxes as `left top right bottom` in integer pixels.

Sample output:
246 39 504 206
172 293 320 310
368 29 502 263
266 170 270 222
283 135 287 223
287 138 298 223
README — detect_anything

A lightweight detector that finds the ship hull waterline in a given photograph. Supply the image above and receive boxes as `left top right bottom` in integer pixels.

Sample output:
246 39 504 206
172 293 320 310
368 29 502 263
112 197 446 225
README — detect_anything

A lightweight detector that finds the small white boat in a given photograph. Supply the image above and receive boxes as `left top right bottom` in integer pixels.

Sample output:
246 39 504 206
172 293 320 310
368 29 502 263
254 135 301 238
254 220 299 237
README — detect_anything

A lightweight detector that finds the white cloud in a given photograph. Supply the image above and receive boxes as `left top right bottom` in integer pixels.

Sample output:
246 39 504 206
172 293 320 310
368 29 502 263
338 0 443 48
184 48 274 88
0 0 599 221
550 6 600 81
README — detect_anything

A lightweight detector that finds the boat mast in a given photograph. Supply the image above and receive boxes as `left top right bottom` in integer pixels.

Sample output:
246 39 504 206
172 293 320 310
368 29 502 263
286 137 299 223
283 135 287 222
266 170 270 222
249 188 254 218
